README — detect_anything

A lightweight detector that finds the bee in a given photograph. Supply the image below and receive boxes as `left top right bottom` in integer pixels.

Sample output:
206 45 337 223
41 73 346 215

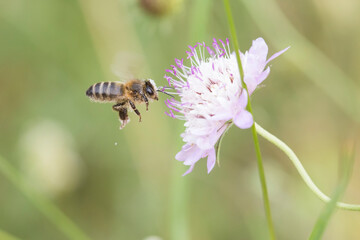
86 79 159 129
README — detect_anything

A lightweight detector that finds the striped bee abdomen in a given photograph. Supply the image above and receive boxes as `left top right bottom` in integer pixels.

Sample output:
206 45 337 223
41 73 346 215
86 82 124 102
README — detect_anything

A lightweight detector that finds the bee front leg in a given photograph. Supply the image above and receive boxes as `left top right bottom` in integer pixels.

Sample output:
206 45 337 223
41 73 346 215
129 100 142 122
140 93 149 111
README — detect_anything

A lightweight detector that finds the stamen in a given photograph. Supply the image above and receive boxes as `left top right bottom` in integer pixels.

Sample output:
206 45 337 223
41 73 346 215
219 39 229 58
165 69 174 74
165 110 175 118
207 46 215 56
175 58 184 69
191 66 198 75
164 74 172 85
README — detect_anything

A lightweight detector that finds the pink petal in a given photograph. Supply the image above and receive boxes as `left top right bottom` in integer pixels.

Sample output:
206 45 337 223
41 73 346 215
196 137 213 150
206 148 216 174
191 123 226 152
233 110 253 129
249 38 268 63
182 165 195 176
257 67 270 85
266 46 290 64
209 111 232 121
199 124 228 150
244 54 265 77
244 76 258 95
189 126 213 136
238 90 248 109
175 144 203 165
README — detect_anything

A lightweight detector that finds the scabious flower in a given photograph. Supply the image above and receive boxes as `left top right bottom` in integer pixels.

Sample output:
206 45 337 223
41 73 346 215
164 38 289 175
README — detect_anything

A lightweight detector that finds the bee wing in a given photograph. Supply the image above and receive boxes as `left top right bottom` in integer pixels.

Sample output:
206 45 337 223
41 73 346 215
111 51 148 80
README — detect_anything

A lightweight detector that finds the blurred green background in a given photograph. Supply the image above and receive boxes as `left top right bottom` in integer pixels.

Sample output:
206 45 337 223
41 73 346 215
1 0 360 239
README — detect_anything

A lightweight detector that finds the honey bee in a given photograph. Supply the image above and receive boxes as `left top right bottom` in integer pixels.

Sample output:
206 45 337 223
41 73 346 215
86 79 159 129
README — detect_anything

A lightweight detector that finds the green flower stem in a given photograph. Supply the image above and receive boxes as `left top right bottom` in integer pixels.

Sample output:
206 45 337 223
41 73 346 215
0 155 90 240
248 116 276 240
255 122 360 211
223 1 276 239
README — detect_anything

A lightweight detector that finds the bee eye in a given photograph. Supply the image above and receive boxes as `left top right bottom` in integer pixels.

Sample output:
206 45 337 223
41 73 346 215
146 86 154 95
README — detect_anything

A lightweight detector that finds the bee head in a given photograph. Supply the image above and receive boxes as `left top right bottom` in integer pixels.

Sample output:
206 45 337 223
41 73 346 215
144 79 158 100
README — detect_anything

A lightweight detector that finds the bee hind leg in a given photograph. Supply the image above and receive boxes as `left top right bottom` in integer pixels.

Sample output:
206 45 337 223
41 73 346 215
129 100 142 122
118 108 130 129
112 101 127 111
112 102 129 129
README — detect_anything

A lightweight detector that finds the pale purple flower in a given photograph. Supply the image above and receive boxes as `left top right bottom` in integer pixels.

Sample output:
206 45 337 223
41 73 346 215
164 38 289 175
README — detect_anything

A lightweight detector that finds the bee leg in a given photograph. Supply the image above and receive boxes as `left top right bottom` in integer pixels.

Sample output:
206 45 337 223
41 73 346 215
141 93 149 111
129 100 142 122
118 108 129 129
112 101 127 111
113 102 129 129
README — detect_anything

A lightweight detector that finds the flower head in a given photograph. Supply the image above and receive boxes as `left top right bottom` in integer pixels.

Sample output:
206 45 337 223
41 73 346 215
164 38 288 175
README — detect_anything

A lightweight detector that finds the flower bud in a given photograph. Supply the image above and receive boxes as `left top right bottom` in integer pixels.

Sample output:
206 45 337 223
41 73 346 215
139 0 182 16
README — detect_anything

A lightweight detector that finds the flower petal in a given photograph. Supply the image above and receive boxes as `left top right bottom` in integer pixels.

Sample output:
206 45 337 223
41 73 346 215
249 38 268 63
196 137 213 150
182 164 195 176
244 76 258 95
209 112 232 121
238 90 248 109
257 67 270 85
175 144 203 165
196 123 228 150
233 110 253 129
206 148 216 174
266 46 290 64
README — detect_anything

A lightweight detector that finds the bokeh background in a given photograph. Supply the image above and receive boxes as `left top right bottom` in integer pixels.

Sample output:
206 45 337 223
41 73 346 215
1 0 360 239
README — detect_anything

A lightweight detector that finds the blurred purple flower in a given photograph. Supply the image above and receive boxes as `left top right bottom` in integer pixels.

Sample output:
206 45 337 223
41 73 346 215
164 38 289 175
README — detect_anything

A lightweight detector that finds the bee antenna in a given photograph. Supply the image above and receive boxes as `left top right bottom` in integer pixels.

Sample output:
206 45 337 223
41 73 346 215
160 86 175 89
157 89 175 98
